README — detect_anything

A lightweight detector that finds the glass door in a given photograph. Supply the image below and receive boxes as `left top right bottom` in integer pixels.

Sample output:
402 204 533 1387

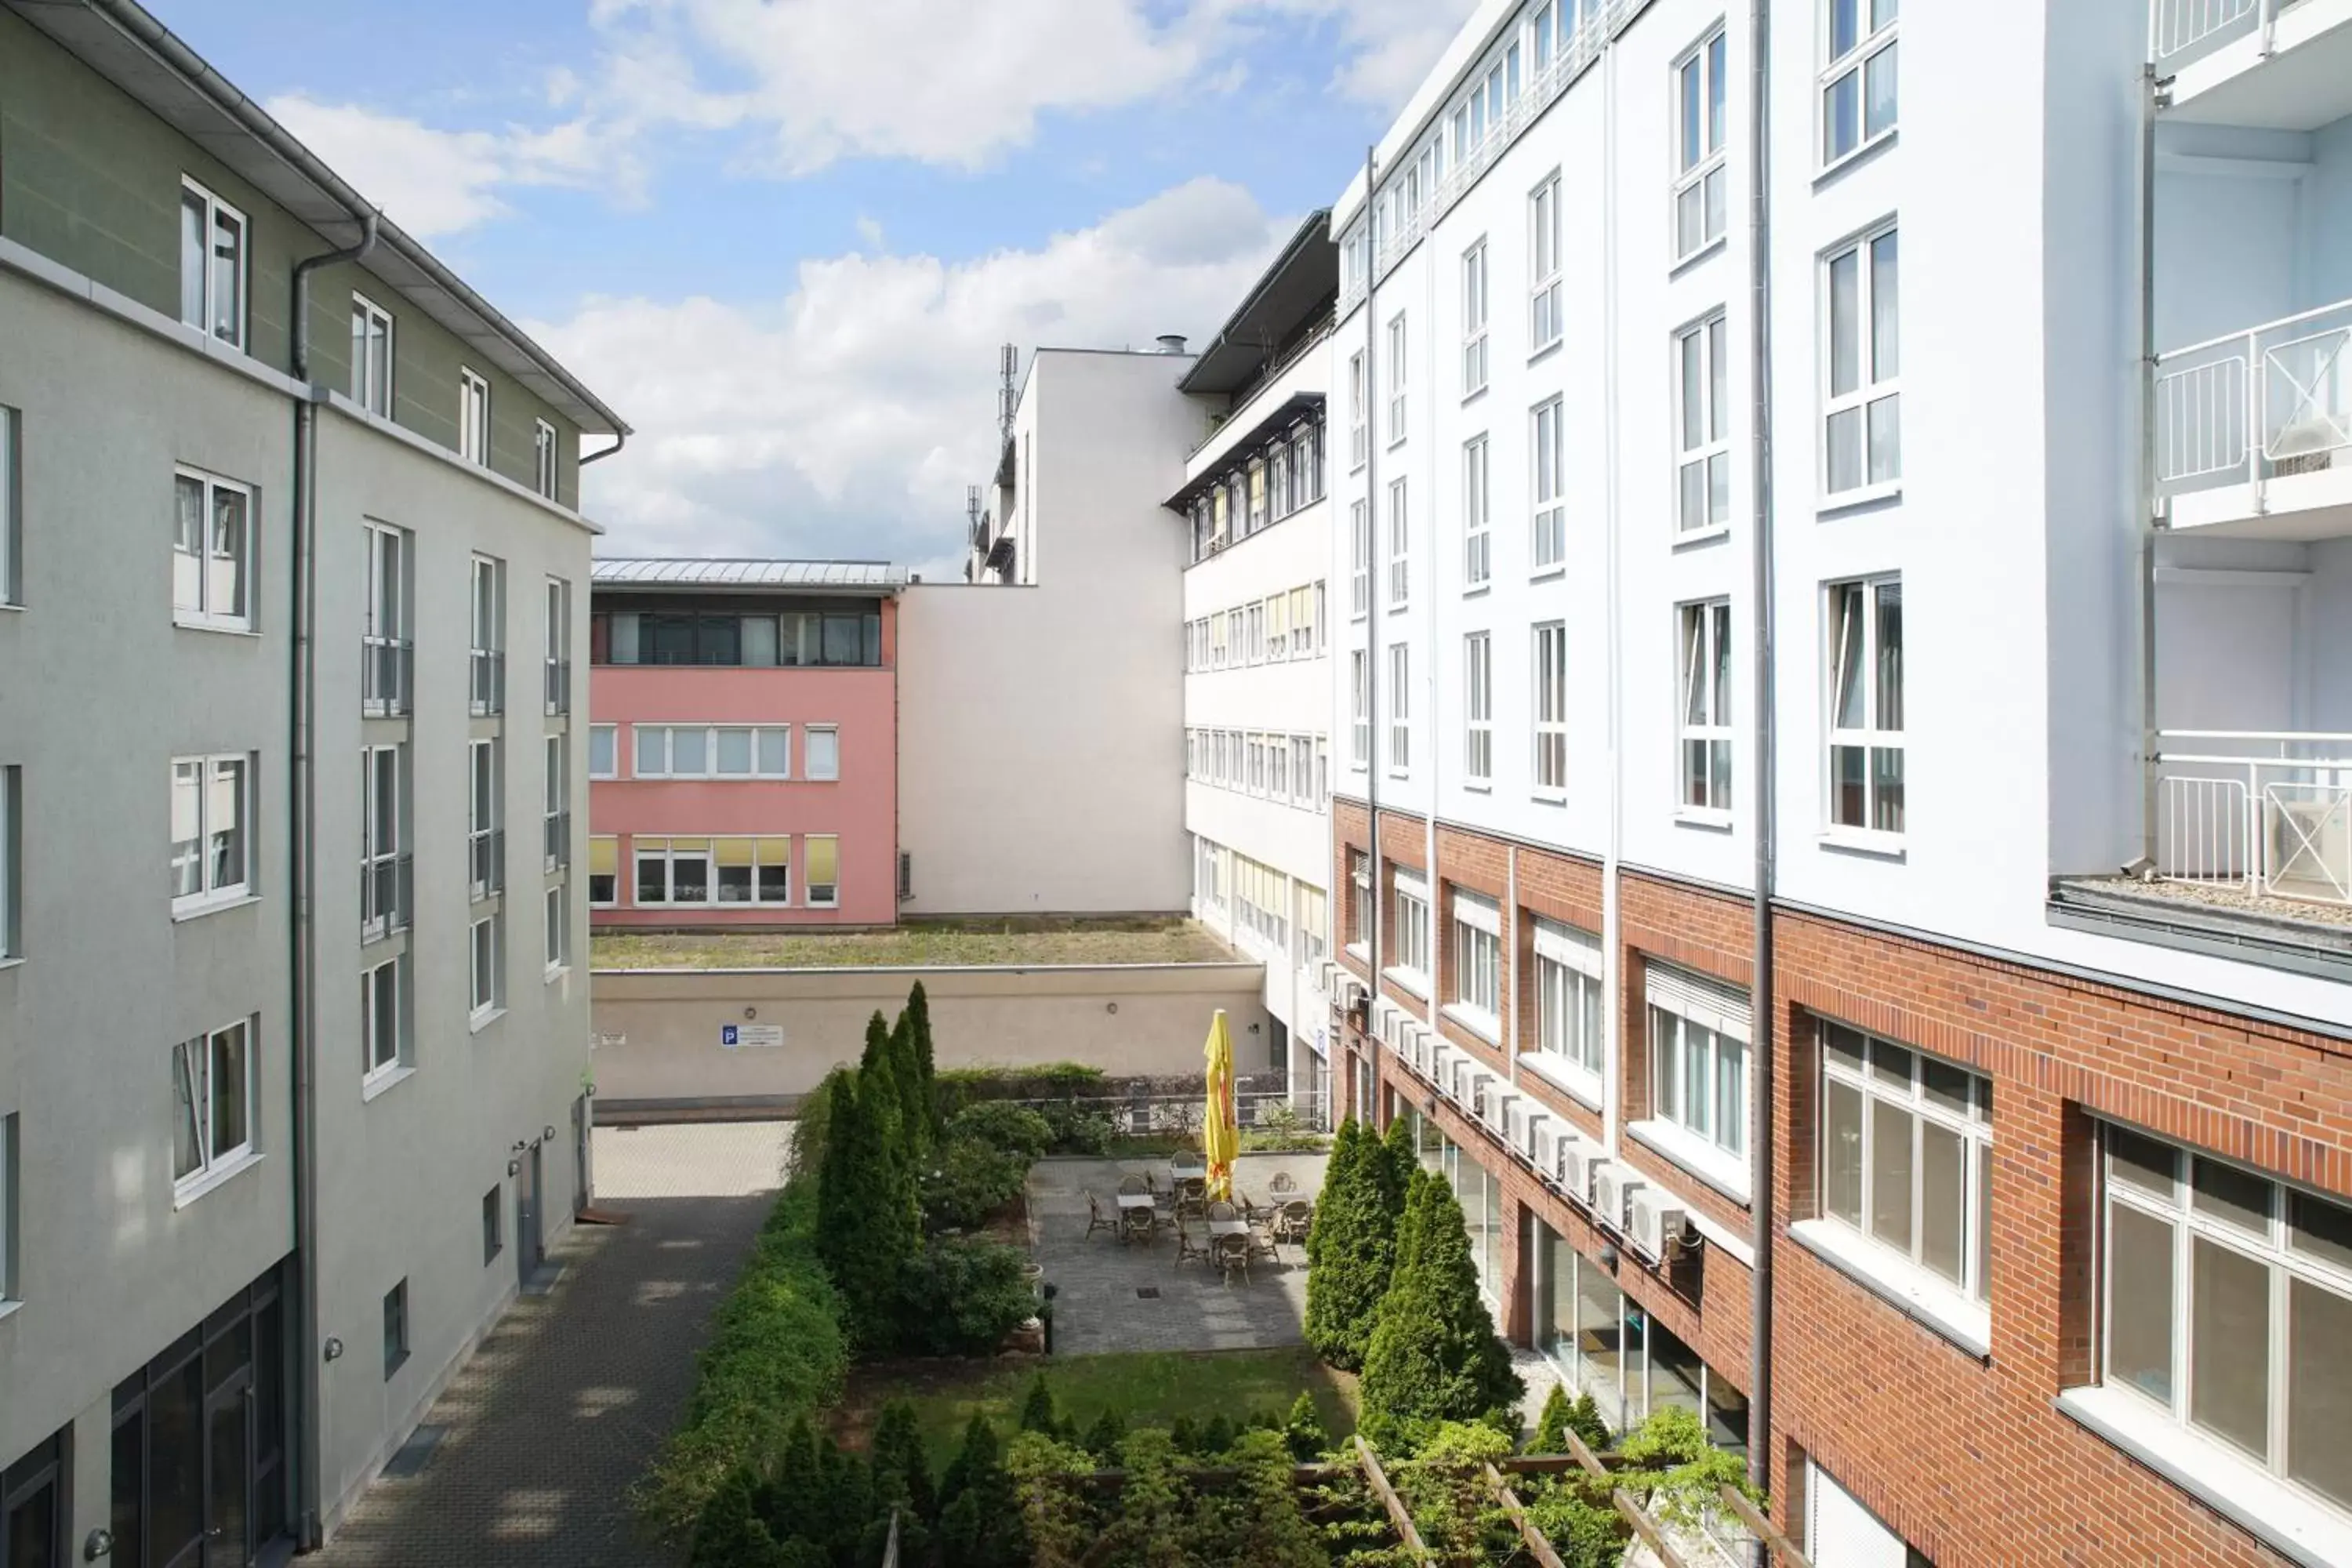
201 1374 251 1567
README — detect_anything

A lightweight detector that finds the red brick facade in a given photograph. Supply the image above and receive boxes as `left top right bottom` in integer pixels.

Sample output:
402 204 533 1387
1331 808 2352 1566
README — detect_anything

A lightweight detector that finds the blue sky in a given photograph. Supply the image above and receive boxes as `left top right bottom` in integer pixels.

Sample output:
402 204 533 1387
153 0 1475 574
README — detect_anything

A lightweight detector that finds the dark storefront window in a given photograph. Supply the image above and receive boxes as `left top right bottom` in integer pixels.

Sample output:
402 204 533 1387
1 1430 65 1568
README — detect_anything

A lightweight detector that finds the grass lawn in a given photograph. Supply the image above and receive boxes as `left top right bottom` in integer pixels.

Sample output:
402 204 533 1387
838 1347 1357 1461
590 916 1237 971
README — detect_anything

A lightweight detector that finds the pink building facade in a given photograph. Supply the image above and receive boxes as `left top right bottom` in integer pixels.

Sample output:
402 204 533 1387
586 560 904 930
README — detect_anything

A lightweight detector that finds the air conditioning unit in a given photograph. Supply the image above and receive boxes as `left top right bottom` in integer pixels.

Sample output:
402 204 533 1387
1430 1043 1457 1094
1519 1107 1552 1166
1467 1070 1494 1123
1629 1187 1689 1262
1410 1026 1433 1078
1531 1122 1562 1180
1559 1141 1602 1204
1593 1164 1646 1232
1484 1087 1515 1140
1504 1100 1532 1154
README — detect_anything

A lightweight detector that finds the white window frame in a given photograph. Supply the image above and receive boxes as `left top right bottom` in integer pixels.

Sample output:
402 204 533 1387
533 419 558 500
545 882 568 975
1351 500 1372 619
1534 621 1568 797
1817 1020 1991 1305
1387 314 1409 446
0 404 17 608
172 1018 257 1199
171 753 252 915
0 1112 16 1304
361 742 404 942
470 554 504 717
179 177 248 350
1824 222 1901 498
806 724 841 782
362 953 405 1084
544 577 570 716
1827 576 1905 838
1533 921 1605 1091
1530 174 1563 352
469 739 503 912
362 521 408 716
1531 398 1566 572
1465 631 1494 786
459 368 492 467
1678 601 1734 818
543 733 567 872
172 467 255 633
1389 869 1432 992
1676 312 1732 534
1351 651 1371 770
587 836 620 909
588 724 619 781
1463 436 1492 589
633 837 712 907
350 292 394 418
1462 240 1490 397
1450 891 1501 1034
1348 851 1371 953
630 724 791 780
0 767 17 962
1673 29 1730 263
1820 0 1898 172
1388 642 1411 777
1348 350 1368 470
805 833 841 908
469 913 503 1023
1387 477 1410 610
1291 735 1316 808
1649 1000 1748 1164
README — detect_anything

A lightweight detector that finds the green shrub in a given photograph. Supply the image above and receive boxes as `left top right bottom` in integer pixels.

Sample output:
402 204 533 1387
1530 1384 1610 1457
933 1062 1109 1122
1282 1391 1330 1462
688 1468 789 1568
1523 1474 1627 1568
1038 1101 1115 1156
866 1400 935 1566
920 1134 1030 1232
1615 1406 1758 1528
1006 1431 1098 1568
1358 1173 1523 1447
1082 1406 1128 1462
936 1416 1030 1568
946 1100 1054 1159
895 1236 1035 1356
1392 1421 1516 1568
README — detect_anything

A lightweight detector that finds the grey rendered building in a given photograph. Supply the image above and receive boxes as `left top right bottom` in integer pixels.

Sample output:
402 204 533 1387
0 2 627 1560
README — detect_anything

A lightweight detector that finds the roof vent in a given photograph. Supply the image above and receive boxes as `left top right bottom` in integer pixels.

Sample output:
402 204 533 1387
1156 334 1189 355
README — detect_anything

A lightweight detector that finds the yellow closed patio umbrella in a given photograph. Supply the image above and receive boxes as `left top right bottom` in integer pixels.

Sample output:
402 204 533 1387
1202 1009 1240 1201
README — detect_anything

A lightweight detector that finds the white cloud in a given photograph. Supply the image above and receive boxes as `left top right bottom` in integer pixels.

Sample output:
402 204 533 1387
533 178 1292 569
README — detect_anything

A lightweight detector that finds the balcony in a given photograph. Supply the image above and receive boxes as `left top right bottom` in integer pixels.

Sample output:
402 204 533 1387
361 637 412 717
2155 299 2352 540
361 851 412 942
544 810 571 873
469 827 505 902
2155 0 2352 131
469 648 504 717
543 656 571 718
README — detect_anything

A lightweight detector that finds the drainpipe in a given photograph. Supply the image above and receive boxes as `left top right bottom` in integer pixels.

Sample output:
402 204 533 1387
1743 0 1779 1519
2138 64 2162 872
1599 14 1625 1162
1361 143 1384 1127
579 430 627 467
289 206 378 1552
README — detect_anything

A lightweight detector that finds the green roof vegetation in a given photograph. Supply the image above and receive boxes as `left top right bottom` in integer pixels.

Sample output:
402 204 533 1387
591 917 1239 971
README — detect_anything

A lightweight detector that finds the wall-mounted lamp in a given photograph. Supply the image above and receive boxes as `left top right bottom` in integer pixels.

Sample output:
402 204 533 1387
322 1337 345 1363
1105 1001 1119 1014
507 1159 521 1177
743 1006 758 1021
1599 1243 1621 1272
83 1527 114 1561
543 1124 557 1142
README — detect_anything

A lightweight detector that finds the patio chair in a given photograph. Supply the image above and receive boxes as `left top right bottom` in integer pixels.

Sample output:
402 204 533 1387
1174 1177 1208 1218
1084 1192 1114 1240
1116 1173 1149 1196
1174 1217 1209 1269
1269 1171 1298 1196
1120 1205 1157 1247
1276 1200 1314 1244
1213 1232 1252 1287
1207 1199 1239 1224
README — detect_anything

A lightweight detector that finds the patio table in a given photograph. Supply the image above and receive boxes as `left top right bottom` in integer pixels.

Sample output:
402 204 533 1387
1116 1192 1156 1213
1207 1218 1250 1240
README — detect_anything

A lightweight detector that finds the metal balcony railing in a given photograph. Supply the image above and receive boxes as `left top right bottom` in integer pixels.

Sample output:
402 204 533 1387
2151 0 2314 64
2155 731 2352 906
2155 297 2352 501
362 637 412 717
469 827 505 902
469 649 504 717
361 851 412 941
543 656 571 717
543 810 571 872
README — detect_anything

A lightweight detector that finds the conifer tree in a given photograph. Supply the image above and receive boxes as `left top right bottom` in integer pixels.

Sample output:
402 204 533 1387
1305 1117 1409 1370
812 1067 920 1345
866 1400 935 1566
1082 1406 1127 1463
905 981 939 1135
935 1415 1028 1568
1018 1372 1059 1436
1281 1391 1330 1461
691 1468 789 1568
1359 1173 1524 1445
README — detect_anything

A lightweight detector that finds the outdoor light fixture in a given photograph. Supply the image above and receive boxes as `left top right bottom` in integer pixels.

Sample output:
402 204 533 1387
1105 1001 1119 1014
544 1124 557 1142
744 1006 758 1020
84 1527 114 1560
323 1337 345 1363
511 1139 528 1154
507 1159 521 1177
1600 1243 1621 1272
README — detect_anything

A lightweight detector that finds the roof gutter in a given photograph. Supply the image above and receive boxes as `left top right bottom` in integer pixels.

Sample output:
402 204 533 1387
76 0 630 438
579 430 626 467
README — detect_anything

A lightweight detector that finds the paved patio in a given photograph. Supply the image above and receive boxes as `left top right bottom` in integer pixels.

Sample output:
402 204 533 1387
309 1121 791 1568
1029 1152 1330 1356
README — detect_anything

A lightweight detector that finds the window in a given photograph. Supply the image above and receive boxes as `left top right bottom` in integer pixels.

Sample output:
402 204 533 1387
589 724 618 780
1348 351 1368 470
1387 314 1409 444
1534 922 1605 1080
543 734 568 871
1462 241 1490 396
1451 891 1501 1026
1348 851 1370 949
1818 1021 1991 1302
0 1113 16 1305
459 368 491 466
0 405 17 608
1530 175 1563 350
172 469 253 632
470 555 504 715
1463 437 1491 587
1822 0 1898 167
807 725 841 782
483 1188 503 1265
1465 632 1494 785
1532 398 1566 572
1350 500 1371 618
1351 652 1371 768
362 954 404 1081
634 837 712 906
469 914 502 1020
2100 1126 2352 1519
383 1281 408 1379
1388 643 1411 775
362 522 409 715
468 739 502 899
1291 736 1315 807
0 768 17 961
178 178 246 348
1675 31 1730 260
806 836 840 908
1828 578 1904 834
172 1018 256 1193
631 725 791 779
170 754 251 912
1825 224 1900 494
1290 586 1316 661
1678 601 1733 814
1676 313 1731 532
350 293 393 417
361 744 405 940
1391 871 1432 984
1650 988 1748 1162
545 578 570 715
545 883 567 972
533 420 558 500
587 837 619 907
1534 622 1568 793
1295 884 1329 970
1387 478 1410 608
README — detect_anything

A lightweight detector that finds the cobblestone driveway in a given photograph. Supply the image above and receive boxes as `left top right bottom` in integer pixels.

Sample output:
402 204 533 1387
310 1121 790 1568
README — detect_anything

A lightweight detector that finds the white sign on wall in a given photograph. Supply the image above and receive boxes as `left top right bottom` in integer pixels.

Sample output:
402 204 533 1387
720 1023 785 1050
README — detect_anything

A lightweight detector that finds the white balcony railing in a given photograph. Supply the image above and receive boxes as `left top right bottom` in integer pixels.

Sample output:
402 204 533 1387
2156 731 2352 906
2154 297 2352 499
2151 0 2323 62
